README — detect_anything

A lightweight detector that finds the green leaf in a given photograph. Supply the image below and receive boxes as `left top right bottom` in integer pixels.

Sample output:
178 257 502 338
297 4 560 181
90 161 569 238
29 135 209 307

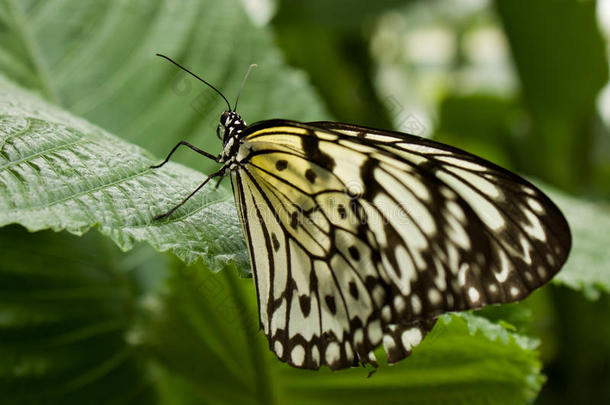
1 0 332 273
279 313 542 405
0 75 248 271
3 237 544 404
147 261 544 405
272 1 395 129
545 187 610 299
496 0 608 191
0 0 58 102
1 0 330 173
0 225 158 404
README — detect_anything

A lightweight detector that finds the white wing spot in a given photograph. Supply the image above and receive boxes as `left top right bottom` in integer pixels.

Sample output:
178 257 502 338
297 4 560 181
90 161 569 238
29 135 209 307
345 341 354 362
437 171 506 231
521 185 536 195
446 216 470 249
344 342 354 362
411 295 422 315
274 341 284 357
447 245 460 274
372 285 385 306
428 288 442 305
336 129 359 137
510 286 519 297
397 143 452 155
311 345 320 366
528 197 544 214
468 287 480 303
447 200 466 223
537 266 547 279
368 319 383 344
446 166 501 198
387 163 431 202
458 263 469 286
523 207 547 241
291 345 305 367
440 187 456 200
367 133 402 142
314 131 340 141
401 328 423 351
383 335 396 354
436 156 488 171
373 191 428 262
381 305 392 322
495 251 510 282
354 328 364 346
326 342 340 365
519 236 533 265
394 295 406 313
393 244 417 295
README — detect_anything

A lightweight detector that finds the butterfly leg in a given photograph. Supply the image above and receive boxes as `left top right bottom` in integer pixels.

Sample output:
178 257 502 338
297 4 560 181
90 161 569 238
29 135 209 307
153 167 227 220
150 141 220 169
213 175 225 189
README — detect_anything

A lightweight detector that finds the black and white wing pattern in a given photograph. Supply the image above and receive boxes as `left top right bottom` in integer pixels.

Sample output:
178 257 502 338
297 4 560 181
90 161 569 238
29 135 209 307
230 120 571 370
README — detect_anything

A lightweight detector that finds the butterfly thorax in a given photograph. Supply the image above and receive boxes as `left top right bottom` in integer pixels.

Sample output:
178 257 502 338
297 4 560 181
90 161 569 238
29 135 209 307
218 111 248 164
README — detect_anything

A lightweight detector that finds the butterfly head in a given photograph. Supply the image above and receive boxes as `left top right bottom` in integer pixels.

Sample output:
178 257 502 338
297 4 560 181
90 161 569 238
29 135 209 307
217 111 248 163
218 111 247 143
217 63 257 146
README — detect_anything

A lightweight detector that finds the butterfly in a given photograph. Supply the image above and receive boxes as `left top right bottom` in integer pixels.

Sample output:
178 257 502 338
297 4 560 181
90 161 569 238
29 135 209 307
152 54 571 370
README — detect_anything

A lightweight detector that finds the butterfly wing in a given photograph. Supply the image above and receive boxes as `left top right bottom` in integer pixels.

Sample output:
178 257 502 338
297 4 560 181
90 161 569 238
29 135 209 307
231 119 570 370
305 120 572 291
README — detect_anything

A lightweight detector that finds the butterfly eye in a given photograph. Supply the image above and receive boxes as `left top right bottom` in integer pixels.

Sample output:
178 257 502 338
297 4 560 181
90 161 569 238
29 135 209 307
216 124 224 140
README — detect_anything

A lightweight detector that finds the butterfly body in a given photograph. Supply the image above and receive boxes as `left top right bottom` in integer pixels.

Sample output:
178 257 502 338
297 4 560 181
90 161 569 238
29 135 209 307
152 54 571 371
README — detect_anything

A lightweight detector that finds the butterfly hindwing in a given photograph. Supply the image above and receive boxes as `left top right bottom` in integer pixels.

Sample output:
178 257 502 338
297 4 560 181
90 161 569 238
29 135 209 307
232 120 570 370
233 169 374 369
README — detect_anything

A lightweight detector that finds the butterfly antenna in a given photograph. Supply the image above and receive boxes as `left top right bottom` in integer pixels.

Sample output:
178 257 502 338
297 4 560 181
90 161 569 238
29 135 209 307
233 63 258 112
156 53 231 111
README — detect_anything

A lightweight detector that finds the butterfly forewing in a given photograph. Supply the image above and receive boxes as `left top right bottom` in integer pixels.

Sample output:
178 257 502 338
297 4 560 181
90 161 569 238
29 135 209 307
231 120 570 370
307 120 572 296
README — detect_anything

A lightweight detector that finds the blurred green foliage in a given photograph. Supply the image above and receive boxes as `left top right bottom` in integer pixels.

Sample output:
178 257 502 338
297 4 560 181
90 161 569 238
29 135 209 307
497 0 608 193
0 226 158 403
1 0 610 404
